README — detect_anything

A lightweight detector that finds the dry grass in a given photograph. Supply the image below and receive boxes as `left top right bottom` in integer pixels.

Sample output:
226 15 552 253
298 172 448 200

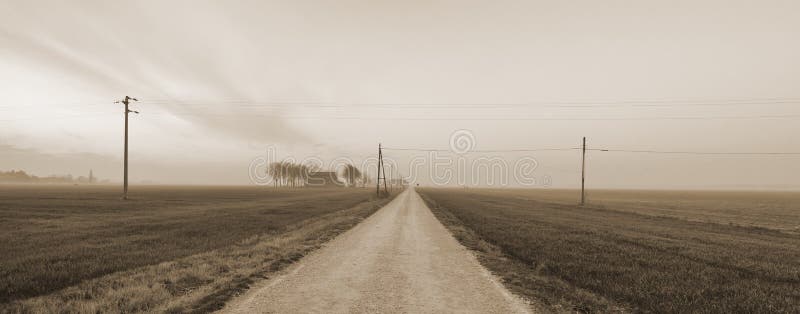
419 188 800 313
0 185 390 313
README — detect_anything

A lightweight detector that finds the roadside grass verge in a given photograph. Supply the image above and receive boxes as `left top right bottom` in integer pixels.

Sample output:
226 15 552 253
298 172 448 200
419 188 800 313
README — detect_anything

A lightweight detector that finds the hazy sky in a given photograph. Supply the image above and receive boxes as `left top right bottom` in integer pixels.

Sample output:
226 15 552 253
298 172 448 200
1 0 798 188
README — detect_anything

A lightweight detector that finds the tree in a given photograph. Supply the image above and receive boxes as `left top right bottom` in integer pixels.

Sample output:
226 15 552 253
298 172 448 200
268 162 284 188
268 161 314 188
341 164 361 187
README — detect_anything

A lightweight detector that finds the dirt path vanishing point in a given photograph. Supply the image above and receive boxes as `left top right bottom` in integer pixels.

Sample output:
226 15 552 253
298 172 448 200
221 188 532 314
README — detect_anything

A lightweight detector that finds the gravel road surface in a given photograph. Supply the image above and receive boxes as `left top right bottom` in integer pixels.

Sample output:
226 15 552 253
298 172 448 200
221 188 531 313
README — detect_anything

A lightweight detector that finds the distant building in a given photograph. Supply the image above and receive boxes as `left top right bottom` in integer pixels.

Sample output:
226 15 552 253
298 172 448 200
306 171 341 187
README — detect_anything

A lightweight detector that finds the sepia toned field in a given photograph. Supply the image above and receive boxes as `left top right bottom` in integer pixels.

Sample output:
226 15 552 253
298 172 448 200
419 188 800 313
0 185 390 313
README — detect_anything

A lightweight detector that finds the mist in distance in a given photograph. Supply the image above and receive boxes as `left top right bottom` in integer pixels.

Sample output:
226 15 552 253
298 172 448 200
1 0 798 189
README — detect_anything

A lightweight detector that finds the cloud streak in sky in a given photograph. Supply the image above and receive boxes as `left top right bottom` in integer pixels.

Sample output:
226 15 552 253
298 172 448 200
1 1 311 143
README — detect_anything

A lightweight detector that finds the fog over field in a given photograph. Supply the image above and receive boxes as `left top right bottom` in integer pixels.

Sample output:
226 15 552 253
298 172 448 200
1 0 799 188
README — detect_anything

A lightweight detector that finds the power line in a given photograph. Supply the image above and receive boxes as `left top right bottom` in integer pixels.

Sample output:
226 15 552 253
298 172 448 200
4 96 800 122
4 95 800 125
381 147 800 156
382 147 580 153
6 97 800 109
4 113 800 124
384 136 800 206
4 109 800 123
587 149 800 156
263 114 800 121
137 96 800 104
135 99 800 109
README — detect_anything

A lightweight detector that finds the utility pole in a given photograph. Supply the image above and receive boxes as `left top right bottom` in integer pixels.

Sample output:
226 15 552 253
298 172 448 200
115 96 138 200
377 144 381 197
389 165 393 193
376 143 389 197
581 137 586 206
383 161 388 195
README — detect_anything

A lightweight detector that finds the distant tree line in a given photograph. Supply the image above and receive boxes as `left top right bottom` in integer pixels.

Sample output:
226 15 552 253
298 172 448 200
0 170 102 184
267 162 314 188
266 162 372 188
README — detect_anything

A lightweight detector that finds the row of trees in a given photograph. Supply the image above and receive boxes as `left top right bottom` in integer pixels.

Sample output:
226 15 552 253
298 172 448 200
267 162 315 188
266 162 371 188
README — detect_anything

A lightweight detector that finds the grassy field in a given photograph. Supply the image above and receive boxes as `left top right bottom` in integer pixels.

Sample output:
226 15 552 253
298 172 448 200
419 188 800 313
0 185 389 312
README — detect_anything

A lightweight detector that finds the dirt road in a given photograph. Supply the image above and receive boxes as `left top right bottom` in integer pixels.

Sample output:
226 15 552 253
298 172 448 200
221 188 531 314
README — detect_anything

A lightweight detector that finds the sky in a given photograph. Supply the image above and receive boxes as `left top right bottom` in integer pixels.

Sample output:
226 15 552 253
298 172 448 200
1 0 799 189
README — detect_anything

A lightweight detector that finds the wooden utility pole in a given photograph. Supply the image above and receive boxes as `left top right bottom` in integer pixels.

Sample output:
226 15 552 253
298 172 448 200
390 170 398 192
376 143 389 197
115 96 138 200
581 137 586 206
376 144 381 196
